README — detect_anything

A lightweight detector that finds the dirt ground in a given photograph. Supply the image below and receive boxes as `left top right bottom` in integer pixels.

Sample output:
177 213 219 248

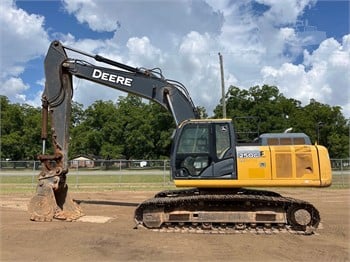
1 188 349 262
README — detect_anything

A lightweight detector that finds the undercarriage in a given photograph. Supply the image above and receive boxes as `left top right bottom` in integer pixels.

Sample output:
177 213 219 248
134 188 320 235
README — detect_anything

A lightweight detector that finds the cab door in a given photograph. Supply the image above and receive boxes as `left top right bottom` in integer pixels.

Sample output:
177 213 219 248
172 123 212 177
172 121 236 179
212 123 236 179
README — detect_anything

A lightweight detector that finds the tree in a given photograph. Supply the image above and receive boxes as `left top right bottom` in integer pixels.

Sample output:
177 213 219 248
1 96 24 135
214 85 301 141
1 96 26 160
196 106 208 119
298 100 348 158
1 96 42 160
115 95 156 159
21 104 42 159
214 85 349 158
71 101 85 127
148 102 175 158
69 96 174 160
1 85 348 161
70 100 122 159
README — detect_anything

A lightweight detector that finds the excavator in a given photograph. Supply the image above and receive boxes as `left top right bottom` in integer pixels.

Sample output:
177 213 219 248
28 40 332 234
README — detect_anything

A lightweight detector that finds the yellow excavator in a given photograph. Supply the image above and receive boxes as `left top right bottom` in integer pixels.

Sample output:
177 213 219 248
28 41 331 234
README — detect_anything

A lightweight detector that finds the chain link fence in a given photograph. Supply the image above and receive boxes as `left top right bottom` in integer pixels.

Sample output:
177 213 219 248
0 160 173 191
0 159 170 171
330 158 350 188
0 158 349 190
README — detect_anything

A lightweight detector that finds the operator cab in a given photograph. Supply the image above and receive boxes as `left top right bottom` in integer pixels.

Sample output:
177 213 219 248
171 120 237 179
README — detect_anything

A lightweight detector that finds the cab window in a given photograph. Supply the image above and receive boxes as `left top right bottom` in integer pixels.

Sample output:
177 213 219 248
177 124 209 154
215 124 231 159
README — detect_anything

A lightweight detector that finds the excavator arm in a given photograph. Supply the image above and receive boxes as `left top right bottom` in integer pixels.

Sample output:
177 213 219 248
28 40 198 221
29 41 331 235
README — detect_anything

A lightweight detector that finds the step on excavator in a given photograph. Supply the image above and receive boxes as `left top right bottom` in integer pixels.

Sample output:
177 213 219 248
28 41 332 234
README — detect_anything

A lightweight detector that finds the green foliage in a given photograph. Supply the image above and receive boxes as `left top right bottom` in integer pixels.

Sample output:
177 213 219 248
300 101 348 157
1 83 349 160
215 85 302 141
1 96 41 160
214 85 349 158
196 106 208 119
69 95 174 160
21 105 42 159
70 100 120 158
71 101 85 127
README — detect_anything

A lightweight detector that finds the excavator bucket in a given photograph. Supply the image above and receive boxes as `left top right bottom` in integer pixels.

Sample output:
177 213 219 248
28 155 83 222
28 171 83 222
28 177 56 222
29 185 84 222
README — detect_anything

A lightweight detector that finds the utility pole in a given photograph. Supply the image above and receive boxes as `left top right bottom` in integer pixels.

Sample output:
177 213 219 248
218 52 226 118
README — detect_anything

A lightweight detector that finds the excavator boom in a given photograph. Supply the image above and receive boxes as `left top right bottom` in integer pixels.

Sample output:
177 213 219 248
29 40 198 222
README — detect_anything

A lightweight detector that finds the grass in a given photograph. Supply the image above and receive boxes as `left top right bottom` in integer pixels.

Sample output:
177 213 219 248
0 174 170 184
0 174 175 194
0 176 34 184
0 172 348 194
330 174 350 189
68 174 167 183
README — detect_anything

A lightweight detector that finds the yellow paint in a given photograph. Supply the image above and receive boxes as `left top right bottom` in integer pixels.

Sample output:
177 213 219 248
174 144 332 188
237 147 271 180
174 179 329 188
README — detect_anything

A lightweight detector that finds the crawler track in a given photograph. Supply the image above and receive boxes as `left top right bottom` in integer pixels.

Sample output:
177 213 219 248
134 188 320 235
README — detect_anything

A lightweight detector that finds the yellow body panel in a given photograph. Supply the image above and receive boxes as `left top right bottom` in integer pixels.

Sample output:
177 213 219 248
174 145 332 188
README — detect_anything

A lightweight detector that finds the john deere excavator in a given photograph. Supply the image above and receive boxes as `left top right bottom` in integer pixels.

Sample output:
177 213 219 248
28 41 332 234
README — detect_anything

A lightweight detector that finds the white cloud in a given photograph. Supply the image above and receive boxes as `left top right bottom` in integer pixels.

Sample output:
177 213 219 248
0 0 49 104
126 37 164 66
0 77 29 102
1 0 349 119
261 35 350 116
0 0 49 71
62 0 223 48
63 0 120 32
256 0 316 25
178 31 222 106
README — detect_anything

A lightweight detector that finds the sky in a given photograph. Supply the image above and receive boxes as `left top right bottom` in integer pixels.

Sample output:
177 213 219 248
0 0 349 118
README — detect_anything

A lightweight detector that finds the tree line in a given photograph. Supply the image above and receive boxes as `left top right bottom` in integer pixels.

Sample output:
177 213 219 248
1 84 349 160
